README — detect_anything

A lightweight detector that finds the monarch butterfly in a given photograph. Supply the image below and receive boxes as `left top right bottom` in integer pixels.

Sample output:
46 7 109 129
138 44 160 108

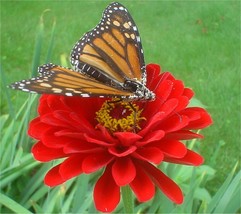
9 2 155 101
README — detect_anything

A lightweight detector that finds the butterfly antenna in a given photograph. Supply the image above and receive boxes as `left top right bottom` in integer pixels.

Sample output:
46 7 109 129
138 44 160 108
107 98 122 107
153 72 170 93
151 72 171 104
175 111 182 122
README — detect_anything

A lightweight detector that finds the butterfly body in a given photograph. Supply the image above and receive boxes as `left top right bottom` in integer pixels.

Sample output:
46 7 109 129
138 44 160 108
10 2 155 102
123 79 155 101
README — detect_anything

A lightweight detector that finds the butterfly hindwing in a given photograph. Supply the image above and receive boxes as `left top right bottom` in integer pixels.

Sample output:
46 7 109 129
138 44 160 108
9 63 133 98
71 2 146 87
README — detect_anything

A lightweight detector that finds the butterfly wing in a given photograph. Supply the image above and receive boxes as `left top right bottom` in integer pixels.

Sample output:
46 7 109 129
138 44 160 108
71 2 146 89
9 63 133 98
9 3 152 100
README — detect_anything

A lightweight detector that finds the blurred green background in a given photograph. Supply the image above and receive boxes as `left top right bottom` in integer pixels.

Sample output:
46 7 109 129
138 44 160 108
1 0 240 196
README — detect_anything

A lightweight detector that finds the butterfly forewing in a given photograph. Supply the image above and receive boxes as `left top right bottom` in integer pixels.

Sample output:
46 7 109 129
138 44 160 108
71 2 146 87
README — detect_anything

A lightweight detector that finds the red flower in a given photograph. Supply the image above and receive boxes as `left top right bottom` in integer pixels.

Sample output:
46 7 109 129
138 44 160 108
29 64 212 212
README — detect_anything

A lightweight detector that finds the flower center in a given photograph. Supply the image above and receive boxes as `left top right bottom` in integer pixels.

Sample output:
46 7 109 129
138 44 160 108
96 100 145 133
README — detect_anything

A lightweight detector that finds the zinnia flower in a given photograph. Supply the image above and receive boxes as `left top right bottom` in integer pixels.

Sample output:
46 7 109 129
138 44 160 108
29 64 212 212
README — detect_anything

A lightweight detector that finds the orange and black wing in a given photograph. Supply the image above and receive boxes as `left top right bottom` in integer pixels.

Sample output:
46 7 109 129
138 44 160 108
9 63 133 98
9 2 148 100
70 2 146 89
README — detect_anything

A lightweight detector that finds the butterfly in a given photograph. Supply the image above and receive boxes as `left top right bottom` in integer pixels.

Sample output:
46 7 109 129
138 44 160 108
9 2 155 101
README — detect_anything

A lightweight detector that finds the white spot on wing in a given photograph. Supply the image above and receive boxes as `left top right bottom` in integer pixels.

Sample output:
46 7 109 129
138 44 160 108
65 92 73 96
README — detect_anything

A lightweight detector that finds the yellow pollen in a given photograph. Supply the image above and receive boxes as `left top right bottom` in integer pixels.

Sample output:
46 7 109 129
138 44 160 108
96 100 146 133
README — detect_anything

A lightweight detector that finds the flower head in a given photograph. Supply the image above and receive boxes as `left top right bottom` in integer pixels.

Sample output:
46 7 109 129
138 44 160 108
29 64 212 212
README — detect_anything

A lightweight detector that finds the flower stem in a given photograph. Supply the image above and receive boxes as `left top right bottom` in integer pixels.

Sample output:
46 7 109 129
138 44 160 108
122 185 134 213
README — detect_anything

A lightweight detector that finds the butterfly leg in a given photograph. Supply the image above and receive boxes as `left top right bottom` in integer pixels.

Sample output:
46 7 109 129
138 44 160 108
128 102 137 133
106 98 122 106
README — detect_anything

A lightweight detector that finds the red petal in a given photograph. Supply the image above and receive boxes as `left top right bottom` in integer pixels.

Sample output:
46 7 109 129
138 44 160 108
184 107 213 129
63 141 100 154
159 115 190 133
156 80 173 103
114 132 142 147
31 141 66 162
53 111 92 133
82 151 113 173
38 97 51 115
138 112 167 136
142 73 174 117
39 94 48 102
40 113 69 128
42 128 75 148
138 130 165 146
84 133 112 146
44 164 66 187
109 145 137 157
168 80 184 99
112 158 136 186
174 96 189 112
96 124 115 143
165 130 203 140
141 161 183 204
183 88 194 99
59 155 84 180
165 72 175 81
69 112 95 133
130 163 155 202
180 108 201 121
150 72 172 94
28 118 52 139
164 149 204 166
46 95 71 112
55 129 85 139
158 140 187 158
63 96 104 123
146 64 161 87
159 98 178 116
94 165 120 212
134 147 164 164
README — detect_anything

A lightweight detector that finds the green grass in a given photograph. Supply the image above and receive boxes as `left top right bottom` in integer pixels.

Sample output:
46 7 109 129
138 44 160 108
1 0 240 212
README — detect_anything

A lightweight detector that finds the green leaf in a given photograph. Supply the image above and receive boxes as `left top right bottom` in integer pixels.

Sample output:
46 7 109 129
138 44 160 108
188 97 207 108
0 193 32 214
213 167 241 213
122 186 134 214
0 67 15 118
0 114 9 131
20 164 51 206
0 154 38 188
45 15 56 62
194 188 211 202
72 174 91 212
61 186 76 213
223 185 241 213
206 162 239 213
31 10 45 77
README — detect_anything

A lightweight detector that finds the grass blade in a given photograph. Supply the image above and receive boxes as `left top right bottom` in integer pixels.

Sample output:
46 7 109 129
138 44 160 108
0 66 15 118
213 167 241 213
0 193 32 214
206 162 239 213
45 15 56 62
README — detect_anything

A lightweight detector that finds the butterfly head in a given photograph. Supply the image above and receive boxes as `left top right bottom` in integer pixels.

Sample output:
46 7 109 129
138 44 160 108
124 80 155 101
